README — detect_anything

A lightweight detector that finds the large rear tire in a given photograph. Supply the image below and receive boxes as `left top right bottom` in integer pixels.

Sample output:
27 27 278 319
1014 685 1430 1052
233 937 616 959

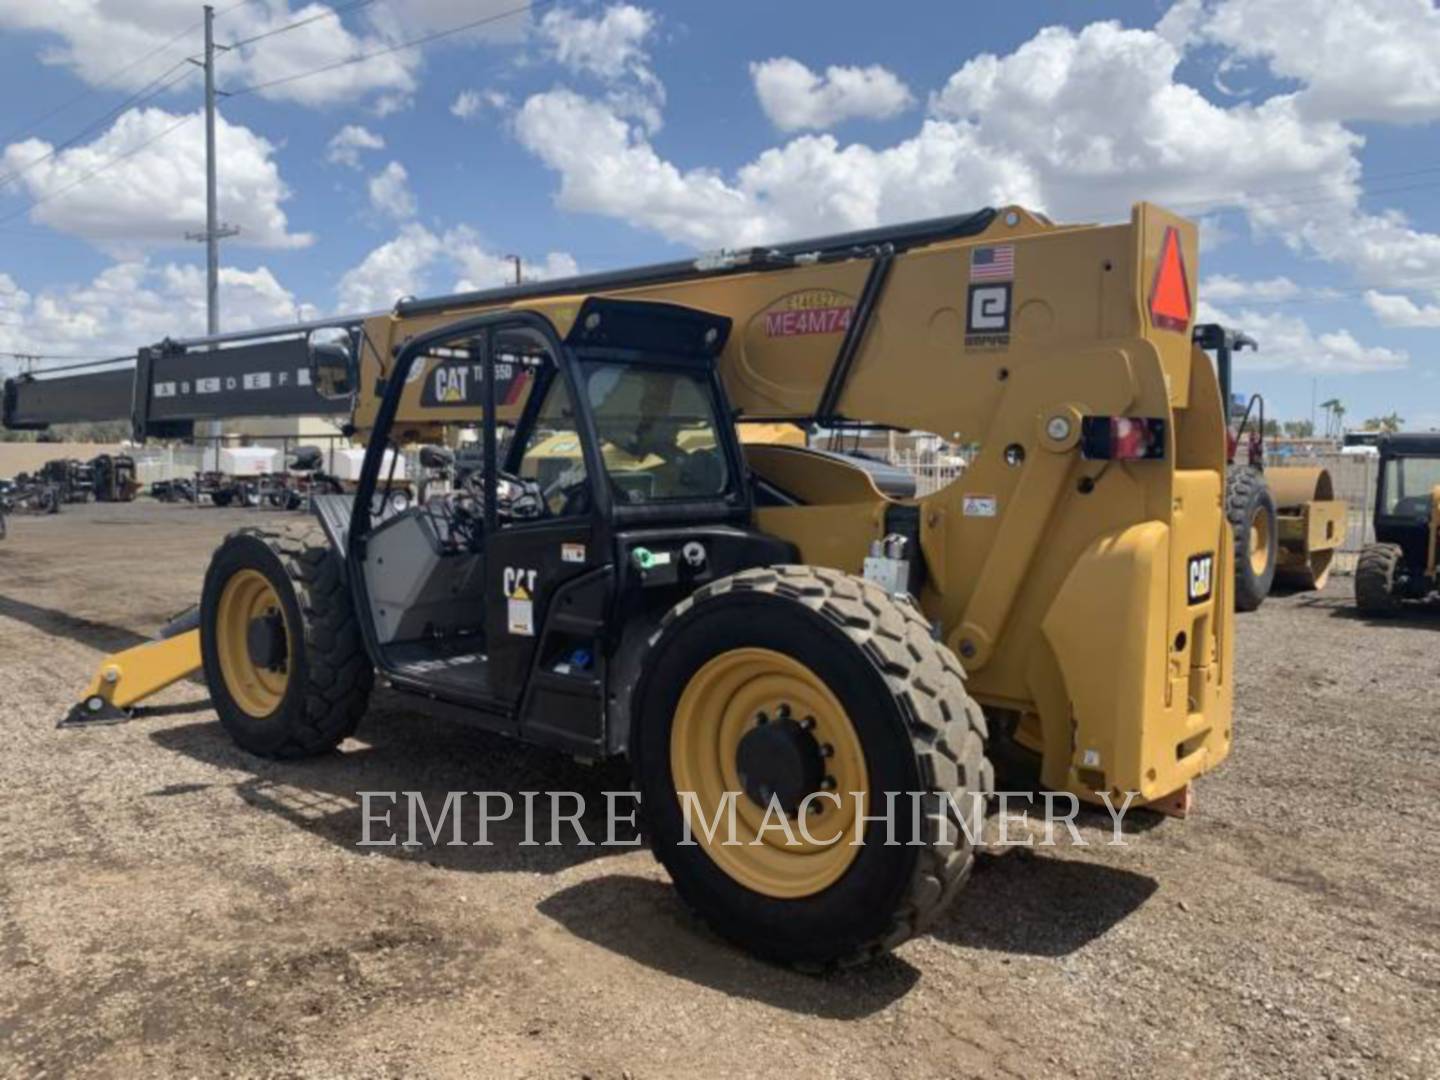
201 524 373 758
1355 543 1403 616
1228 467 1277 612
633 565 991 969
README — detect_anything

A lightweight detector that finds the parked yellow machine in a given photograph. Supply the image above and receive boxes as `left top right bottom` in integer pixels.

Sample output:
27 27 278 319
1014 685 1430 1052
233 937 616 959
70 202 1238 966
1195 325 1345 610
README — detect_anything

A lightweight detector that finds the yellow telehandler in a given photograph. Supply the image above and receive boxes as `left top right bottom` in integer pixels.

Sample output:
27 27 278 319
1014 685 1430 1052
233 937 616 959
60 202 1240 967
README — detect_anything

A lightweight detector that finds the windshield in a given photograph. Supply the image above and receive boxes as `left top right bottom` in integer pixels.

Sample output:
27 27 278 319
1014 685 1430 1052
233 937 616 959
1383 456 1440 519
582 361 729 504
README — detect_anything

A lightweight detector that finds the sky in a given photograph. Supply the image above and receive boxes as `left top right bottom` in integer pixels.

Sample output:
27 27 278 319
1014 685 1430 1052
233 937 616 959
0 0 1438 430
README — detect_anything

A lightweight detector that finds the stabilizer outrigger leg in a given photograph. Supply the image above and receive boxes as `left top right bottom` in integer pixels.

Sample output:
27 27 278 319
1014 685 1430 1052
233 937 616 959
61 608 203 728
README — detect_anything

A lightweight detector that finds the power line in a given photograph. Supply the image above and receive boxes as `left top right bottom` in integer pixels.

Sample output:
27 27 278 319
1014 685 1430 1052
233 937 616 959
221 0 383 50
224 0 551 99
0 18 202 148
0 112 199 228
0 350 124 364
0 62 198 192
212 0 261 21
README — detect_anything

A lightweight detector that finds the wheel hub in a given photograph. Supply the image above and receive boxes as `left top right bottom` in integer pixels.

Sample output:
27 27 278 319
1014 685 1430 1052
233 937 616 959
735 710 826 815
245 612 288 671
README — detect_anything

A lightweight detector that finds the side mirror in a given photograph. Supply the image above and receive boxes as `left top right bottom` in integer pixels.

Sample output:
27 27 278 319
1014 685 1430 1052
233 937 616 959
307 327 356 401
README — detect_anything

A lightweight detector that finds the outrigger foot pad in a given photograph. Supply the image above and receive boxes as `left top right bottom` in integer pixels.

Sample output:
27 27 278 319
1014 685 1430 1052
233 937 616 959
59 623 204 731
60 696 131 728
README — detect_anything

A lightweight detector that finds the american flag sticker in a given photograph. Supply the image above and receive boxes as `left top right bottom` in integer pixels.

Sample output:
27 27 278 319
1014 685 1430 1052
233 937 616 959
971 245 1014 280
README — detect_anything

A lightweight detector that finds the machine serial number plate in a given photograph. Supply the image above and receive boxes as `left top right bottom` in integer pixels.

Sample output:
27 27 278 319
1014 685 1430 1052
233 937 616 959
1187 553 1215 604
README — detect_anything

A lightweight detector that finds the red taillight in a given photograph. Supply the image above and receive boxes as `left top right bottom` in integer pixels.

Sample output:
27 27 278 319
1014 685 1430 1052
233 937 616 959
1149 226 1192 333
1081 416 1166 460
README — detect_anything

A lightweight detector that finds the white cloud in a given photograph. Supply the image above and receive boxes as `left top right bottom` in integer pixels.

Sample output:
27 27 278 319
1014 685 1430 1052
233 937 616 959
336 223 442 311
537 4 664 132
513 88 1032 248
326 124 385 168
750 58 914 132
335 224 578 311
1364 290 1440 329
539 4 656 81
0 0 535 112
371 92 414 118
0 262 314 364
451 88 510 119
1198 275 1343 303
368 161 417 220
513 15 1440 301
446 227 579 291
451 90 482 119
1189 0 1440 124
2 107 309 253
1199 300 1407 373
1202 275 1301 302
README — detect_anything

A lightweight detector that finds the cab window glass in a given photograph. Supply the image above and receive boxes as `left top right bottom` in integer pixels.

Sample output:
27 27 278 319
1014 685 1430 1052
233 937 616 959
583 362 728 503
1385 457 1440 518
516 379 589 517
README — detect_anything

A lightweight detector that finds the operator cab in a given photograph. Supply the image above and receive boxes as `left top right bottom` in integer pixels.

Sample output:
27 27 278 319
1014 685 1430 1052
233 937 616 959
1375 434 1440 566
320 298 783 754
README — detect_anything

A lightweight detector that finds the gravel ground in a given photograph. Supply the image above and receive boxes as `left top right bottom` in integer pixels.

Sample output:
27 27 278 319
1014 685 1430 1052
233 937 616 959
1 501 1437 1079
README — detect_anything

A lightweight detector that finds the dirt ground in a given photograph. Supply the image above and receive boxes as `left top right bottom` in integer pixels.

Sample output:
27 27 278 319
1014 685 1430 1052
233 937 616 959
1 501 1436 1079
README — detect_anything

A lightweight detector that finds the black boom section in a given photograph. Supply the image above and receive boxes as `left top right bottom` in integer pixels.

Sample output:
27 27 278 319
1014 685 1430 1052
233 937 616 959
3 366 136 429
4 334 349 438
133 338 347 438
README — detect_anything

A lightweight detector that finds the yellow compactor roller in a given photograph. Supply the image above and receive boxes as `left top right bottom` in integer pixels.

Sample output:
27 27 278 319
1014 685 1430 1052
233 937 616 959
66 203 1254 966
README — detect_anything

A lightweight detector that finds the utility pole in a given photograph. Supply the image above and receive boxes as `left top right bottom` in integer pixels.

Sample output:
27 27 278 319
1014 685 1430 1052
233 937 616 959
506 254 523 285
186 4 239 441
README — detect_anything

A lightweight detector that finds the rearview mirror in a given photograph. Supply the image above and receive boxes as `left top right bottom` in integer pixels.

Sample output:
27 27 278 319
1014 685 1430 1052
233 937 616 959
307 327 356 401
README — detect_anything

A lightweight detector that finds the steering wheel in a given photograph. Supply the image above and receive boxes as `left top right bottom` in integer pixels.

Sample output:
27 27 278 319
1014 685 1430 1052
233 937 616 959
1391 495 1432 519
460 467 546 521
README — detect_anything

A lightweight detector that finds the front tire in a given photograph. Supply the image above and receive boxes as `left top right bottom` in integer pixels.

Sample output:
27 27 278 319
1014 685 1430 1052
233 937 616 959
1355 543 1403 615
201 525 373 758
633 566 991 969
1228 467 1277 612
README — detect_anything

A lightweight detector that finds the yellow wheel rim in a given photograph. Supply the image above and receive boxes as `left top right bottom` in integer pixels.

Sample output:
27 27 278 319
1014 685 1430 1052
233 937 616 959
215 568 291 718
1249 510 1271 576
670 647 867 899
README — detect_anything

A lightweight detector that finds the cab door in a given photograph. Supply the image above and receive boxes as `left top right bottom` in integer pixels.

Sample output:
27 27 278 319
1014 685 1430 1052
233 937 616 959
481 352 610 725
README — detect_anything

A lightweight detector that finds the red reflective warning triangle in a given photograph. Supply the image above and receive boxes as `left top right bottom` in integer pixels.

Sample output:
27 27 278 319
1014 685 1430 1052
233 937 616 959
1148 225 1192 332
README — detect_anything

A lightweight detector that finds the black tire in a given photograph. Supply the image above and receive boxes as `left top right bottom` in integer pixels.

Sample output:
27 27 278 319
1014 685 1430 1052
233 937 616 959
1228 467 1277 612
201 525 373 758
1355 543 1403 615
633 565 992 969
211 490 234 508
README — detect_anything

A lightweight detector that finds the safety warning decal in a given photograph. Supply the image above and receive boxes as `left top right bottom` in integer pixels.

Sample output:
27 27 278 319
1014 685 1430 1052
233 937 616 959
503 566 538 636
963 494 998 518
763 289 855 338
561 543 586 564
